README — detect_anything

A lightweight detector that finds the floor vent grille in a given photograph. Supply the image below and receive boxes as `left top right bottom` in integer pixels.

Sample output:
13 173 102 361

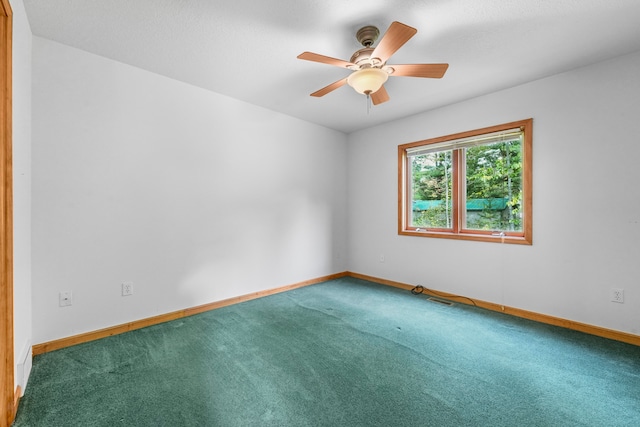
428 297 454 306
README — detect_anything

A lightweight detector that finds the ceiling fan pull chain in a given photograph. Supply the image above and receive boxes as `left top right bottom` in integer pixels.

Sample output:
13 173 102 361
366 93 371 114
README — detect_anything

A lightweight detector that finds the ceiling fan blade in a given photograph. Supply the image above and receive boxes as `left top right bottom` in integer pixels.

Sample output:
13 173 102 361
297 52 355 69
389 63 449 78
371 86 390 105
371 21 417 64
310 78 348 97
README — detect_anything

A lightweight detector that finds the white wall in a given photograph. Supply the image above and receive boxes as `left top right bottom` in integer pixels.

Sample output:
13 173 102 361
12 0 33 394
347 51 640 336
31 37 348 344
28 30 640 346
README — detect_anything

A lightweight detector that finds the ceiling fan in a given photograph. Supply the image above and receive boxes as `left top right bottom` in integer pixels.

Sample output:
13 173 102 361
297 21 449 106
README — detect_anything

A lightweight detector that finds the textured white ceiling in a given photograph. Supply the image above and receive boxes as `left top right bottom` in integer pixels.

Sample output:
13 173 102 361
23 0 640 133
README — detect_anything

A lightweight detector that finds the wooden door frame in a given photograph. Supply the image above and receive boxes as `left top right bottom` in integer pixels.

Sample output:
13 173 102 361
0 0 12 425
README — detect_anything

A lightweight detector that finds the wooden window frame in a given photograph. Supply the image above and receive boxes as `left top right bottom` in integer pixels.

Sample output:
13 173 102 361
398 119 532 245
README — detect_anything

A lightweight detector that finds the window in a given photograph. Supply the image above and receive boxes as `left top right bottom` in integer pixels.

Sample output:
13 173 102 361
398 119 532 244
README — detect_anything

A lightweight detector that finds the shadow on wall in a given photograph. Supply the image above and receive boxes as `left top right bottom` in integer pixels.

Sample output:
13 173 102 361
175 191 335 309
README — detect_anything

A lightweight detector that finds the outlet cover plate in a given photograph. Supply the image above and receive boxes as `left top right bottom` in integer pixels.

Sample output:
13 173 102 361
122 282 134 296
611 288 624 303
59 291 73 307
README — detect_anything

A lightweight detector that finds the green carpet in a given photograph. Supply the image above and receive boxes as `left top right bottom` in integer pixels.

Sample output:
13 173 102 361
13 277 640 426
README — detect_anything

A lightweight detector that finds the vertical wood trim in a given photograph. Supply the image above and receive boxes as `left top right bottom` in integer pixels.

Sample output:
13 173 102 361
452 149 461 233
12 386 20 421
522 118 533 244
397 145 406 234
0 0 13 425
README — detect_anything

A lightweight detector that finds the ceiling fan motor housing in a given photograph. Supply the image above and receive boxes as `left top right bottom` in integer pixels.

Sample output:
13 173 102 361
356 25 379 47
350 47 376 67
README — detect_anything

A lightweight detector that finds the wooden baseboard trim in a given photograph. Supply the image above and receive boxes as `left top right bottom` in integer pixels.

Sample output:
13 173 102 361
347 271 640 347
33 272 349 356
13 385 21 421
32 270 639 356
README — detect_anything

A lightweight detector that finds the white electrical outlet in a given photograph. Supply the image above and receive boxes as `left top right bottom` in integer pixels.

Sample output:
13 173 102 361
59 291 73 307
122 282 134 296
379 254 385 263
611 288 624 304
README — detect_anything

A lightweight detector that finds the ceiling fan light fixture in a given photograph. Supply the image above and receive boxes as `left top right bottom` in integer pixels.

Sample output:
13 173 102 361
347 68 388 95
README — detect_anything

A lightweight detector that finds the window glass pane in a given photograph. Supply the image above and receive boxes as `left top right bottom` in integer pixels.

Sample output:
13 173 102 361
464 138 523 231
410 150 453 229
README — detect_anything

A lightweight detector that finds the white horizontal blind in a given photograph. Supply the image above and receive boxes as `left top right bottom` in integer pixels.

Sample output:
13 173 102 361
406 128 523 157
